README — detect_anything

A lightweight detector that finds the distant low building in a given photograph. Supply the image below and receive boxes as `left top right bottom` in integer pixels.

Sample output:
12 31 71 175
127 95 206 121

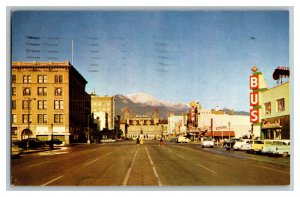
198 107 251 139
120 107 168 139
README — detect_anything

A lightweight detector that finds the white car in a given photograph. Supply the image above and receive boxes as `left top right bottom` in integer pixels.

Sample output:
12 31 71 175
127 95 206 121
233 139 252 150
240 140 253 151
262 140 290 156
177 136 191 143
101 138 116 143
201 138 214 148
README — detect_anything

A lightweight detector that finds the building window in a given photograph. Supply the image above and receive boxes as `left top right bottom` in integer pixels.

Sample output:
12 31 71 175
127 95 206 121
22 114 32 123
23 88 31 96
38 114 48 123
54 100 64 109
38 87 47 96
12 100 16 109
38 100 47 110
54 114 64 123
12 87 16 96
38 75 47 83
55 88 63 96
12 75 16 83
55 75 63 83
264 102 271 115
12 114 17 124
22 100 31 110
277 98 285 112
23 75 31 83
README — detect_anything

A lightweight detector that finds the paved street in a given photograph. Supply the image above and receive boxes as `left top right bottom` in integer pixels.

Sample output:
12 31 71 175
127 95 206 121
11 140 290 186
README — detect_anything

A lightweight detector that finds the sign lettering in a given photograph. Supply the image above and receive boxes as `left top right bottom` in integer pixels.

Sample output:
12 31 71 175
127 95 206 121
250 75 259 90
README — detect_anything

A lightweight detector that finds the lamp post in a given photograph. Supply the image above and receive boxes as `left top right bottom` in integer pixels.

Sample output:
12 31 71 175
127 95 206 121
87 114 90 144
27 98 36 149
228 121 231 139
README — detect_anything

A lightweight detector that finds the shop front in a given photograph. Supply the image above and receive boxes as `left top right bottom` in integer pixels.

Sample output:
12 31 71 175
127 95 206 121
261 115 290 140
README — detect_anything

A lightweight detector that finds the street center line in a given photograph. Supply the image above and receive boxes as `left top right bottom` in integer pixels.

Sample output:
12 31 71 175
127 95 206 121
145 146 162 186
196 163 216 174
167 149 172 153
105 152 112 156
257 165 290 175
28 161 50 168
85 158 99 166
122 147 138 186
41 175 64 186
176 154 185 159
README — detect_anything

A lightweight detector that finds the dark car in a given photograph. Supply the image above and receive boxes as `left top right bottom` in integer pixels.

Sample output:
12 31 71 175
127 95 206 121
19 138 45 149
223 139 236 150
45 139 63 145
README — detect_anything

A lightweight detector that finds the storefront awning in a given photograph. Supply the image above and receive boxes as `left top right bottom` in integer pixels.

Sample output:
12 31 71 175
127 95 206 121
204 131 235 137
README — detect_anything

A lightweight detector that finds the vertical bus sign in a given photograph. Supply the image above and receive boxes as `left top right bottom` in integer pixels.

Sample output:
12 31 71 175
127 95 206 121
250 74 259 123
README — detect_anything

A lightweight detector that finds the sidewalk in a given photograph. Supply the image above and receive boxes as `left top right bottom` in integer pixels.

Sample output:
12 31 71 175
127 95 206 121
22 146 62 154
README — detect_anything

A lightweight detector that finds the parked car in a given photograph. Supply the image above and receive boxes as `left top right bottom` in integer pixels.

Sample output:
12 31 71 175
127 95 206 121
12 141 23 157
240 140 253 151
201 138 214 148
101 138 116 143
273 140 290 156
177 136 191 143
19 138 45 149
249 140 273 154
233 139 252 150
261 140 290 156
223 139 236 150
45 139 63 146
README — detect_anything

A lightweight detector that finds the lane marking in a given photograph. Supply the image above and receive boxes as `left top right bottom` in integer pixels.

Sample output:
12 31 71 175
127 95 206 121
176 154 185 159
84 158 99 166
145 146 162 186
105 152 112 156
28 161 50 168
41 175 64 186
167 149 172 153
257 165 290 175
122 147 138 186
196 163 216 174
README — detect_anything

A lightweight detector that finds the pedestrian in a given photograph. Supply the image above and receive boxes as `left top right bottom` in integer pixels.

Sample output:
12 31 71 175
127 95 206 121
159 138 164 146
136 137 140 145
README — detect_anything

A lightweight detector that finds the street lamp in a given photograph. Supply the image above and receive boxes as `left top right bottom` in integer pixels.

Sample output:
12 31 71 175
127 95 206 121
87 114 91 144
228 121 231 139
27 98 36 149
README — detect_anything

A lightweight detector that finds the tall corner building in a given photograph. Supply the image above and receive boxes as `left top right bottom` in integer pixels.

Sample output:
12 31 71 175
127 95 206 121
11 61 91 144
90 92 115 131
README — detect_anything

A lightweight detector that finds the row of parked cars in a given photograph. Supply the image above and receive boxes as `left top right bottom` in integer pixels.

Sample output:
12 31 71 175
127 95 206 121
227 138 290 156
12 138 63 157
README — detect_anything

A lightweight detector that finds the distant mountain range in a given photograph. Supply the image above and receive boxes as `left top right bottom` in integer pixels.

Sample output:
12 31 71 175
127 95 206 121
115 93 189 119
114 92 249 119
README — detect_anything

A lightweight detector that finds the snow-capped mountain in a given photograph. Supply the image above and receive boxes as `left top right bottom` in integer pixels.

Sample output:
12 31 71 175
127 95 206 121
114 93 189 119
126 92 188 110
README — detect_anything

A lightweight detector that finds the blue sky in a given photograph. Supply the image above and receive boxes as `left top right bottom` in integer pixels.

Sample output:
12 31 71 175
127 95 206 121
11 10 290 111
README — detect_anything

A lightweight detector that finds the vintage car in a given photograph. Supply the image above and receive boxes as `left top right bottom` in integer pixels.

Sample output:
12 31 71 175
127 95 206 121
249 140 273 154
223 139 236 150
100 138 116 143
177 136 191 143
201 138 214 148
233 139 252 150
262 140 290 156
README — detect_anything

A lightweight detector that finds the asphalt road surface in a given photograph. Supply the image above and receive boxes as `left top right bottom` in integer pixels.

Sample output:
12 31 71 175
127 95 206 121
11 140 290 187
